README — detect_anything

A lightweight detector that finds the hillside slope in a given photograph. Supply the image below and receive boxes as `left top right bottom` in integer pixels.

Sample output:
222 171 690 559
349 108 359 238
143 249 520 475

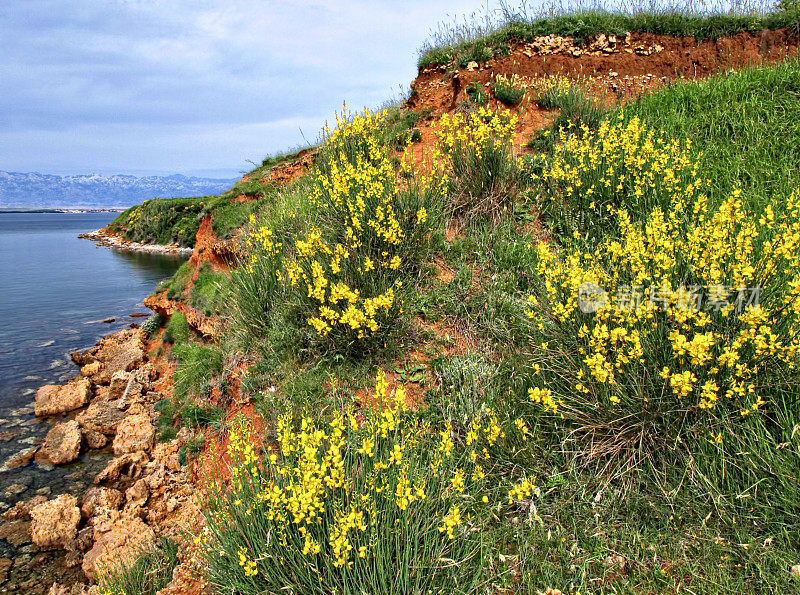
49 19 800 595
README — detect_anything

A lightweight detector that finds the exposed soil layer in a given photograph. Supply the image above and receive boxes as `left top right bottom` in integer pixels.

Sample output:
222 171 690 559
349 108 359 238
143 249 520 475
408 28 800 114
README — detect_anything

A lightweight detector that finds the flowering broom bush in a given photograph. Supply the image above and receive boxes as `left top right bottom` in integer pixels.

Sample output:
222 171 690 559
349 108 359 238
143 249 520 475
533 113 701 244
232 108 442 353
200 372 531 594
433 106 520 221
525 116 800 480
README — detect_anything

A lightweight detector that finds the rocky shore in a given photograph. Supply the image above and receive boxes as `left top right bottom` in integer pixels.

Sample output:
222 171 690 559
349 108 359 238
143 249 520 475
0 327 201 593
78 230 193 256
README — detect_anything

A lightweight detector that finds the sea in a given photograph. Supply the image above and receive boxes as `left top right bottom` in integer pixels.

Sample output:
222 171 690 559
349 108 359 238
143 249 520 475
0 211 184 587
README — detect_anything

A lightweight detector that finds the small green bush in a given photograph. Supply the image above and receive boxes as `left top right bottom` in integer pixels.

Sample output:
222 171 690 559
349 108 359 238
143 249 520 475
491 74 525 106
97 537 180 595
163 311 190 344
465 81 488 106
139 312 164 337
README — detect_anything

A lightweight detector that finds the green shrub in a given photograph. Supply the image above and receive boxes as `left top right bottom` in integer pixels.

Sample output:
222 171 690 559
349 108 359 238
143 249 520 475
171 343 223 401
202 374 517 594
163 311 190 344
465 81 488 106
139 312 164 337
231 108 442 357
154 398 178 443
491 74 525 106
525 119 800 491
97 537 180 595
434 106 521 221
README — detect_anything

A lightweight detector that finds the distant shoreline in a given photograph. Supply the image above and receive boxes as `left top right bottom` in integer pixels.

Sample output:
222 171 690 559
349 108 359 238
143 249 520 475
79 228 194 255
0 207 127 214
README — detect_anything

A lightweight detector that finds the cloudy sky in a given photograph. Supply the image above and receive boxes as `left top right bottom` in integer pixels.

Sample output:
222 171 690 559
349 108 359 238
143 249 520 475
0 0 499 179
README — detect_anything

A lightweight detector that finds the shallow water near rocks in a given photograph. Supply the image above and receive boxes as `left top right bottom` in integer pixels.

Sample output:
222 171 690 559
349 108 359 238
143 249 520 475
0 212 185 590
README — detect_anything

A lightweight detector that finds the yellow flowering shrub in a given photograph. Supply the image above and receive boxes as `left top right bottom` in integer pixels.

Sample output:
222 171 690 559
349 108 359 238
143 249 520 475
526 116 800 474
532 113 701 243
234 107 441 351
433 106 520 220
202 372 500 593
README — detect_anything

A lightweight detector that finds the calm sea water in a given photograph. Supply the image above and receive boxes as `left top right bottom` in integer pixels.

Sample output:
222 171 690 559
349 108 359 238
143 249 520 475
0 212 184 579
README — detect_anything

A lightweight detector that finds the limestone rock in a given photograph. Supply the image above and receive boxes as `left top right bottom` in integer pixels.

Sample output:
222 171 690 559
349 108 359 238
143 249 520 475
124 479 149 509
2 496 47 520
30 494 80 548
107 371 131 401
35 378 91 417
76 399 125 435
82 514 155 579
80 361 101 377
92 330 145 384
112 412 155 455
79 487 123 520
43 420 82 465
94 452 148 485
82 429 108 450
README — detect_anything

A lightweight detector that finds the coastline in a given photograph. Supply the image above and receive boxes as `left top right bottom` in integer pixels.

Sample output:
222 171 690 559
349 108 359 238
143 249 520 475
78 229 194 256
0 324 200 593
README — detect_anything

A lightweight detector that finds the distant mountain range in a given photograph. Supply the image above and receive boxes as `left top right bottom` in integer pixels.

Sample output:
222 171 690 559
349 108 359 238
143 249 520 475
0 170 236 209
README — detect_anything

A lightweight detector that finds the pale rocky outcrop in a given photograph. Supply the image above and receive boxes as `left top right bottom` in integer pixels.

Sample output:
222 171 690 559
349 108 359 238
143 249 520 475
43 420 82 465
107 371 131 401
82 429 108 450
79 487 123 520
30 494 80 548
76 399 125 436
80 361 101 377
112 411 155 455
81 514 155 579
35 378 91 417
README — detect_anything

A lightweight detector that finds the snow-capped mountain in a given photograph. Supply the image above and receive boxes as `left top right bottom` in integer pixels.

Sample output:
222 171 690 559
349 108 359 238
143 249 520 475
0 171 236 208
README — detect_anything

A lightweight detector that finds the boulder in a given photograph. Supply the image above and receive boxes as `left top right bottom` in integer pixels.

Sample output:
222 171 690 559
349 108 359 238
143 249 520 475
94 452 148 485
81 514 155 579
30 494 80 548
76 399 125 435
92 330 145 384
82 430 108 450
42 421 82 465
112 413 155 455
35 378 91 417
2 496 47 521
124 479 149 509
107 371 131 401
80 361 101 377
79 487 123 520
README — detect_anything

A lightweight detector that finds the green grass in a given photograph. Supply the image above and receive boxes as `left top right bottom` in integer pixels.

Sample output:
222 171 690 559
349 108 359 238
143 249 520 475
623 58 800 210
418 3 800 68
189 263 230 317
163 311 190 344
97 537 180 595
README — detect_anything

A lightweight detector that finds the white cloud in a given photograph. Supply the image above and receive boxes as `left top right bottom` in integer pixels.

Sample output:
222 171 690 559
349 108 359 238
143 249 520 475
0 0 490 175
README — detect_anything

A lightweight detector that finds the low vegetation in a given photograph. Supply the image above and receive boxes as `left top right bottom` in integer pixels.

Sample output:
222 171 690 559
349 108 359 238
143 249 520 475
418 1 800 68
131 9 800 593
98 538 180 595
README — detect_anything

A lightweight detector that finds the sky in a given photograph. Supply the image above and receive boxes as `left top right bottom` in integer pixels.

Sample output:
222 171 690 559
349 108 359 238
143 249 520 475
0 0 496 179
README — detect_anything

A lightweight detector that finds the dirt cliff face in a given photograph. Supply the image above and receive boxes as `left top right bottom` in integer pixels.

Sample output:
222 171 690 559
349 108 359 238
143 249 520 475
409 28 800 114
